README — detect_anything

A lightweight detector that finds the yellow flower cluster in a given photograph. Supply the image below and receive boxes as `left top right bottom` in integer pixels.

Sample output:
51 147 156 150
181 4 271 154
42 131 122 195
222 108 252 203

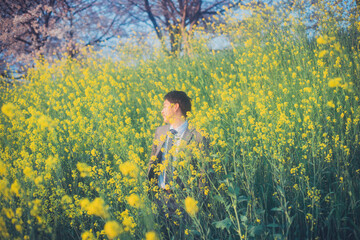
80 198 109 219
184 196 199 217
104 221 123 239
126 193 143 209
121 210 137 233
77 162 92 177
10 180 20 197
119 161 139 178
81 230 95 240
145 231 159 240
1 103 17 118
328 77 341 88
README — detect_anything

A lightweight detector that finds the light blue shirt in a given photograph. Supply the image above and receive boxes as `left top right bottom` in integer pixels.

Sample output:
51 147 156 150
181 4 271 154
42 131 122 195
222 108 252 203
158 120 188 189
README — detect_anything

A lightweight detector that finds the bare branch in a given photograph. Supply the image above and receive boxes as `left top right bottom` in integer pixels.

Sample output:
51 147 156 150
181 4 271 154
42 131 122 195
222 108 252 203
86 15 118 46
144 0 163 40
14 37 32 45
202 0 226 13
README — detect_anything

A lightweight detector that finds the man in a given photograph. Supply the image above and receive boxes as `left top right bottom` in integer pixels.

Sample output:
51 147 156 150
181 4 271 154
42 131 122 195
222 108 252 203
147 90 207 191
147 90 208 239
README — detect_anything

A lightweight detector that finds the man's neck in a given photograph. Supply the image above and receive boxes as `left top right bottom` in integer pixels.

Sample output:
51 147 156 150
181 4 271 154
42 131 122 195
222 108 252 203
170 117 186 129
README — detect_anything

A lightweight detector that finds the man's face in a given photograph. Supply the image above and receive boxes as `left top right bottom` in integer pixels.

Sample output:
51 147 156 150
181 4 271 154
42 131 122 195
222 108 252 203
161 99 177 123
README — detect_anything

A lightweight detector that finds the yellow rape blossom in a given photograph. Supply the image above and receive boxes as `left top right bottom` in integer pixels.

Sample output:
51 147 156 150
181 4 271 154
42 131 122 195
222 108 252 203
15 224 22 233
3 208 14 219
0 161 6 176
45 155 58 170
317 35 328 45
23 166 34 179
119 161 138 178
38 115 54 129
80 197 109 219
318 50 327 58
121 210 136 232
61 195 72 204
126 193 143 208
328 78 341 88
145 231 159 240
1 103 16 118
15 208 22 217
77 162 92 177
104 221 123 239
91 149 97 157
81 230 96 240
34 176 43 186
327 101 335 108
184 196 199 217
10 180 20 197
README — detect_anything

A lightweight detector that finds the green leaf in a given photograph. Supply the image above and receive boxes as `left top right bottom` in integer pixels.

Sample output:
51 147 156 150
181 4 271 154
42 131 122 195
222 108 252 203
240 215 248 222
227 186 236 198
271 207 283 212
227 184 239 199
190 229 201 236
237 195 248 203
223 174 234 181
248 225 265 237
214 194 225 204
276 186 285 197
212 217 232 230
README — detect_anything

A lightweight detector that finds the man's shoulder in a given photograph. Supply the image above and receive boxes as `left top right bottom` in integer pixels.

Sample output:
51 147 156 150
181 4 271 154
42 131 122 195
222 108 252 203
155 125 170 136
187 126 206 143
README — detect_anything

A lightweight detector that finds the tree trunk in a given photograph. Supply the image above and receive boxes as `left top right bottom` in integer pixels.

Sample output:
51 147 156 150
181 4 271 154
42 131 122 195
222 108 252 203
169 26 181 55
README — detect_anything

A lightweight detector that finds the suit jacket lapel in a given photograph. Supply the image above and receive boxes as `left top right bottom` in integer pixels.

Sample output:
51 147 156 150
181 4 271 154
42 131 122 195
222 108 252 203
155 125 170 158
181 126 194 143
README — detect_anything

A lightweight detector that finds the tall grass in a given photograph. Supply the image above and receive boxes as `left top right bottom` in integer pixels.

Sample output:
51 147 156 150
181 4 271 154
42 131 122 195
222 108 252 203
1 1 360 239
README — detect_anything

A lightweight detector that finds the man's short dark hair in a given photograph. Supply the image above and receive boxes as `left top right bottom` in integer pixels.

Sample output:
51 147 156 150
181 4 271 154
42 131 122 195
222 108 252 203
164 91 191 117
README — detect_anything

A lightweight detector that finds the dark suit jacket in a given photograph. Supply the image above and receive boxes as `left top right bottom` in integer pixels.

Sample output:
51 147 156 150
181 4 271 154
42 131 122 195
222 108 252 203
147 124 207 181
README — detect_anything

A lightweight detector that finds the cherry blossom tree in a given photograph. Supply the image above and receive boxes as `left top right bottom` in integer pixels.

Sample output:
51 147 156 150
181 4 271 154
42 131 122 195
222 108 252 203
0 0 130 75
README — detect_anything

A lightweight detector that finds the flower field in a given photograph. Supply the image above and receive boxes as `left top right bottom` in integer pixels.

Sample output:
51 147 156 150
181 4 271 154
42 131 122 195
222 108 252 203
1 1 360 239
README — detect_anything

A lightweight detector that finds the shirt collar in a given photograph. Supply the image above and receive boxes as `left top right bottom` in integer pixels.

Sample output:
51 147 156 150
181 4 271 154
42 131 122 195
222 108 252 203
170 120 188 135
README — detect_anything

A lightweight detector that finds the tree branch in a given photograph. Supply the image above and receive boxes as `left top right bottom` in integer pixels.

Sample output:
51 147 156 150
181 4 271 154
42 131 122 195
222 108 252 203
202 0 226 13
14 36 32 46
144 0 163 40
85 14 118 46
73 0 98 15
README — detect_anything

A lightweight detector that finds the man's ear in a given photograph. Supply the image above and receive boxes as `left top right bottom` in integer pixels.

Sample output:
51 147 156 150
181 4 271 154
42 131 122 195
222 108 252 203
173 103 180 112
